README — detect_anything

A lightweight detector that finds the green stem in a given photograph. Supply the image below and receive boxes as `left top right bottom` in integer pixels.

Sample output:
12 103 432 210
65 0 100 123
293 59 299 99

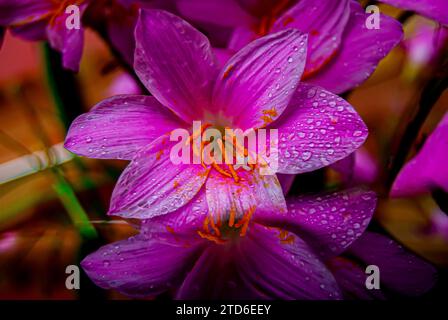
42 43 85 130
52 168 97 240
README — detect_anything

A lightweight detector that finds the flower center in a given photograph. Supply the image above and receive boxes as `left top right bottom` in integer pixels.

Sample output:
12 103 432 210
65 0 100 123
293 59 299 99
197 206 256 244
188 123 256 183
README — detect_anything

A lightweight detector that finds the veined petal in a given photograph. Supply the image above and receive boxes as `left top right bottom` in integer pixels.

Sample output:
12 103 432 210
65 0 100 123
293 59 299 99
255 188 377 259
205 168 286 222
176 0 256 28
380 0 448 25
109 135 210 219
273 83 368 174
176 244 264 299
237 225 342 299
142 188 209 234
307 1 403 94
64 95 185 160
81 234 203 297
272 0 351 79
391 113 448 197
46 5 87 72
134 9 219 122
212 29 308 129
177 227 341 300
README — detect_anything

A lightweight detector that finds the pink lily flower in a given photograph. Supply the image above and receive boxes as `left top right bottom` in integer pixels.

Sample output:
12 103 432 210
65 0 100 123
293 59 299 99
81 188 435 299
82 188 377 299
65 10 368 241
0 0 168 71
391 113 448 197
177 0 404 94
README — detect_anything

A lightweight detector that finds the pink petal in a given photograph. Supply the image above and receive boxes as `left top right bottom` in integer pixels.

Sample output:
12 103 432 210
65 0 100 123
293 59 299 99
176 244 264 299
213 47 233 66
236 225 342 299
348 232 437 296
273 83 368 174
391 113 448 197
81 234 203 297
228 26 257 51
380 0 448 25
307 1 403 94
46 5 87 72
177 225 342 299
255 188 377 258
277 173 295 194
0 0 53 25
327 257 385 299
212 29 308 129
272 0 351 79
205 168 286 222
176 0 256 28
148 209 339 299
142 188 209 234
109 135 209 219
134 9 219 122
64 95 184 160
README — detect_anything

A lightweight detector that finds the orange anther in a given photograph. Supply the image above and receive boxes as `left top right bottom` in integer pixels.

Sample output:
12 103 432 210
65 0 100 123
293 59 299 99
228 164 240 183
229 207 236 227
197 231 226 244
208 214 221 237
211 162 232 178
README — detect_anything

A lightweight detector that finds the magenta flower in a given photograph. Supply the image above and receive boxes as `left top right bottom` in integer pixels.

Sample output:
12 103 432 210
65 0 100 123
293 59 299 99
0 0 156 71
391 113 448 197
81 188 436 299
177 0 403 94
65 10 368 233
379 0 448 26
81 189 377 299
0 0 87 71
